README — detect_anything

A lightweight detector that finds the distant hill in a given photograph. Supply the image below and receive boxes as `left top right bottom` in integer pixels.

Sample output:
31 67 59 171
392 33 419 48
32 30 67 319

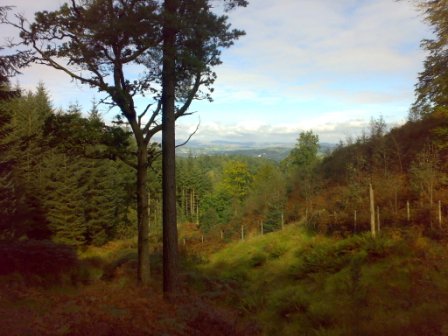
176 140 336 161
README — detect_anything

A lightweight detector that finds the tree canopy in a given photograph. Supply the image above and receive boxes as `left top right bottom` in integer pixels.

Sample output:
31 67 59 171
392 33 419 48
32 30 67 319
410 0 448 119
3 0 247 292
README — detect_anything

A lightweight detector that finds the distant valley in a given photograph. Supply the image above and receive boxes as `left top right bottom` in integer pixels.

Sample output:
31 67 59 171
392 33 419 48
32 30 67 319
176 140 336 161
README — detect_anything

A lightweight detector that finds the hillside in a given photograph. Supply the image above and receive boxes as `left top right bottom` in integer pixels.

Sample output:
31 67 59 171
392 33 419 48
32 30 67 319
197 223 448 336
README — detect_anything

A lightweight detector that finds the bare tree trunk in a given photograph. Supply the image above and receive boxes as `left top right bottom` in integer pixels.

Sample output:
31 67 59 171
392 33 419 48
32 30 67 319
190 189 194 218
377 206 380 234
369 183 376 238
182 188 185 216
137 145 150 284
394 190 398 215
407 200 410 223
162 0 178 300
196 201 199 225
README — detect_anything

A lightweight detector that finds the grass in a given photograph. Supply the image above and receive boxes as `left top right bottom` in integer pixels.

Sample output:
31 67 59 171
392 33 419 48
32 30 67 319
3 224 448 335
198 223 448 336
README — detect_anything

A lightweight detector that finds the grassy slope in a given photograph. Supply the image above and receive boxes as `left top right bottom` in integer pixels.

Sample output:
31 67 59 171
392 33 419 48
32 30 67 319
3 226 448 335
198 224 448 336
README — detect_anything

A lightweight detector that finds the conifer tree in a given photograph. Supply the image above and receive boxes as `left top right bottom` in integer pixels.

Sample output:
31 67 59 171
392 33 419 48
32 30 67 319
5 0 247 293
41 152 86 246
410 0 448 119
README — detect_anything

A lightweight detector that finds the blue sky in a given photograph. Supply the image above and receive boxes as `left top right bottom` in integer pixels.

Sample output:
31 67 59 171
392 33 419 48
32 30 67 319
2 0 431 144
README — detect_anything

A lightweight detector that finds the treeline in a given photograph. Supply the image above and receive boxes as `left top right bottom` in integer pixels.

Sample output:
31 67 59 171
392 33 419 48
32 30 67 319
2 82 447 247
177 154 287 238
176 114 448 241
313 113 448 235
175 130 321 240
0 82 139 246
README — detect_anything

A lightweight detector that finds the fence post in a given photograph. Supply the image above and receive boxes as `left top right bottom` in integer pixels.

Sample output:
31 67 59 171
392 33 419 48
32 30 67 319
407 200 410 223
241 225 244 241
377 206 381 234
370 183 376 238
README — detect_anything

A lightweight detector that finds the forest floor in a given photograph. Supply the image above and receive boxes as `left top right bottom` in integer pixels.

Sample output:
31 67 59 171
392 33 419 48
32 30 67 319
0 237 258 336
2 223 448 335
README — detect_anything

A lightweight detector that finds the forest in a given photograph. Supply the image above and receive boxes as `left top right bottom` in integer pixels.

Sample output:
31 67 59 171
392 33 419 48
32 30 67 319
1 0 448 335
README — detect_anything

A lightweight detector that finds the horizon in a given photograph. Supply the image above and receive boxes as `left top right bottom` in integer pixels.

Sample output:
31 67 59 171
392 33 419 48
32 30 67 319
1 0 431 144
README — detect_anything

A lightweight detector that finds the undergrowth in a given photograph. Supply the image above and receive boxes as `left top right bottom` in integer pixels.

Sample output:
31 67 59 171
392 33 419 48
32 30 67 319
198 224 448 336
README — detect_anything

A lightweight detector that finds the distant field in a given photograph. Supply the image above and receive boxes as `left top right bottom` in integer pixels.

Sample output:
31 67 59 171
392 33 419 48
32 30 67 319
176 141 336 161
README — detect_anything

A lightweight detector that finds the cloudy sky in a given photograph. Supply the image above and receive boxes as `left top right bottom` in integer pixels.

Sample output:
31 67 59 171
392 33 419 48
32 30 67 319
1 0 431 144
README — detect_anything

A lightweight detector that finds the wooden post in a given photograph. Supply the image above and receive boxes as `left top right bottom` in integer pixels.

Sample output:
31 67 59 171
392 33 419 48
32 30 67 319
377 206 381 234
201 235 204 245
370 183 376 238
183 238 186 247
220 230 224 240
407 200 410 223
196 202 199 226
241 225 244 241
438 200 442 229
281 212 284 230
354 210 357 233
260 221 264 235
394 190 398 215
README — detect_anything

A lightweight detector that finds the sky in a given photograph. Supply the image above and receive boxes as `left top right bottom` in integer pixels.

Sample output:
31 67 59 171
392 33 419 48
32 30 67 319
1 0 432 145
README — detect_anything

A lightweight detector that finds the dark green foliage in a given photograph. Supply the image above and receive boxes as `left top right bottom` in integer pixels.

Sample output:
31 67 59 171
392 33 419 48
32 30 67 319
263 205 283 233
80 160 117 246
410 1 448 120
0 83 52 240
200 190 234 230
0 82 139 246
0 81 17 238
41 153 87 246
177 155 213 223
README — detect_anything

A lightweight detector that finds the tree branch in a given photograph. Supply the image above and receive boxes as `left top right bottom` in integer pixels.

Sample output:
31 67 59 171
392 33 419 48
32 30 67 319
176 71 201 118
175 121 200 148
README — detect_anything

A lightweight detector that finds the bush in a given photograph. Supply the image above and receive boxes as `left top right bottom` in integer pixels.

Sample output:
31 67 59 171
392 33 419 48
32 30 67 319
0 240 79 286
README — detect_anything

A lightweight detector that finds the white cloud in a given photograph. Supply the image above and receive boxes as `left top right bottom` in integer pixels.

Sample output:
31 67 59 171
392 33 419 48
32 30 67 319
176 115 379 144
1 0 430 144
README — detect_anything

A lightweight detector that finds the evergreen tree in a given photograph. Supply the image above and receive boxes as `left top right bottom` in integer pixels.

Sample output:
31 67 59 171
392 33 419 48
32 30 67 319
0 78 20 239
6 0 247 291
81 159 117 245
284 131 320 218
41 152 86 246
410 0 448 119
